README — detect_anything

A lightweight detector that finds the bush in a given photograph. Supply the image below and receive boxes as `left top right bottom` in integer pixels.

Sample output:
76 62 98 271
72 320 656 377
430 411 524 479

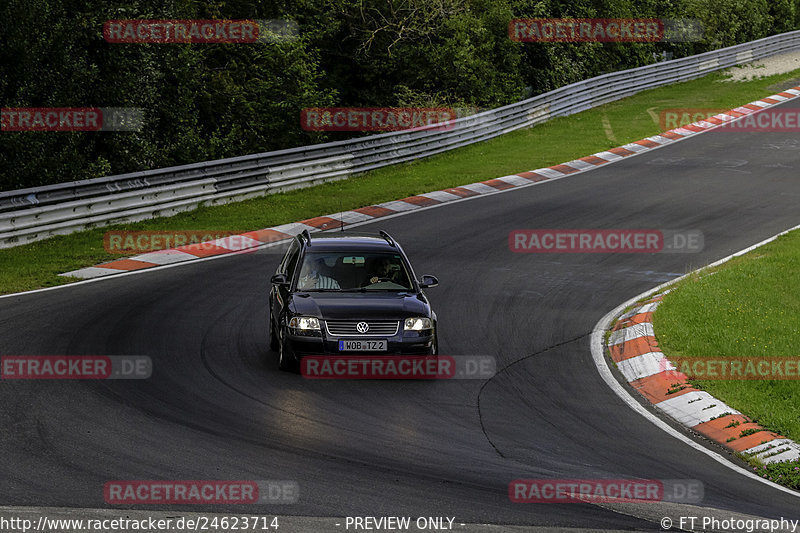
1 0 797 191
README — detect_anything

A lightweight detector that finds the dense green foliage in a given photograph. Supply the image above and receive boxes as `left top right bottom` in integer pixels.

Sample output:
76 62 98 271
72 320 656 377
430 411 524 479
1 0 799 191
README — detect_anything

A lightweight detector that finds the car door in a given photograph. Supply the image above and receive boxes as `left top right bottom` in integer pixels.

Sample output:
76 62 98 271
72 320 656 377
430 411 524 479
271 238 301 330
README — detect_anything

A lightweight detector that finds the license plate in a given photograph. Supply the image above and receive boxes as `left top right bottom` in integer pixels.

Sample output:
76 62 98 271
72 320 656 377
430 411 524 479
338 339 387 352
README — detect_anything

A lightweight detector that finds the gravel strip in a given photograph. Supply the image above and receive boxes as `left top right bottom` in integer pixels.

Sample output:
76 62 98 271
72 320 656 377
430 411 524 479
723 50 800 81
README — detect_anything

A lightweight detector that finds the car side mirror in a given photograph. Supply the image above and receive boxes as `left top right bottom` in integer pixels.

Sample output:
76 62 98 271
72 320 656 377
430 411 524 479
419 275 438 288
271 273 289 285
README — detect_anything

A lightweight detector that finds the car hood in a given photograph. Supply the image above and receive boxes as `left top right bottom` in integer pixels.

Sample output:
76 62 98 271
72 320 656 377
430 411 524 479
289 292 430 320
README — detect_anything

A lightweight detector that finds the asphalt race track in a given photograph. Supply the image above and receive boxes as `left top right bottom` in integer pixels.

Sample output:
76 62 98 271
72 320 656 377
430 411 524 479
1 97 800 531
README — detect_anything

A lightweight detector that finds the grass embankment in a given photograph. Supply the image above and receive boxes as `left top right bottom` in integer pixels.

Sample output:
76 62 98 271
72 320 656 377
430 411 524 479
3 68 800 294
654 229 800 486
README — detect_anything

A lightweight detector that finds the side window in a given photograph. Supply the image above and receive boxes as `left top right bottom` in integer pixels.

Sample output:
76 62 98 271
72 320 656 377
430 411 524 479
283 242 301 281
279 239 300 275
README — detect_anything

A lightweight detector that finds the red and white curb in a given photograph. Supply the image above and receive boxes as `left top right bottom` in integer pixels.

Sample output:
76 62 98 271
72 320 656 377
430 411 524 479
61 87 800 279
591 223 800 498
608 297 800 464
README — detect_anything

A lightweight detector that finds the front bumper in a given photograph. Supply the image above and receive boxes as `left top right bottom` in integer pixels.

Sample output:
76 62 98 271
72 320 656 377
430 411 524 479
284 328 435 360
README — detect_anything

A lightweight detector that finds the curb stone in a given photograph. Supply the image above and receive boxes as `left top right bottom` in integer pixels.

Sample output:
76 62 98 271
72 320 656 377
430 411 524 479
608 296 800 465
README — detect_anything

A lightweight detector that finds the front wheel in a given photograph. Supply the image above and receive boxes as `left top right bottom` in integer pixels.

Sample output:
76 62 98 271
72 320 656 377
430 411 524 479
277 334 297 372
269 318 279 352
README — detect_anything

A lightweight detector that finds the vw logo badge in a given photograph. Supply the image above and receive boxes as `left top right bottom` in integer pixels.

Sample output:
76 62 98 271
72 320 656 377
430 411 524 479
356 321 369 333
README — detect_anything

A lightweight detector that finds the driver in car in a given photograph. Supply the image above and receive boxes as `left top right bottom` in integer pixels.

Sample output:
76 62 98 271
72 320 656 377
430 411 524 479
367 257 396 285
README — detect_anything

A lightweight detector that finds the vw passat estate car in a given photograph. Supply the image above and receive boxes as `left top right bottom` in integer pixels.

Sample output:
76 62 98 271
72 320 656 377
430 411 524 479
269 230 439 371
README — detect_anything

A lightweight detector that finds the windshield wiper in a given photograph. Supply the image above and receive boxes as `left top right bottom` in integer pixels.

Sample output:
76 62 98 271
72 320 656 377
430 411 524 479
360 288 410 292
303 288 342 292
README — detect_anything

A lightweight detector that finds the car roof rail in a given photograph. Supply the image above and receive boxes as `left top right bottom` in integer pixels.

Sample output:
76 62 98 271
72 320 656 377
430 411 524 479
299 229 311 244
379 230 396 247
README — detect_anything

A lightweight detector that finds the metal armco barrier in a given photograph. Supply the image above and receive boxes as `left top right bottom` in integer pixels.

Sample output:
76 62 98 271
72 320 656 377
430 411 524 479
3 31 800 247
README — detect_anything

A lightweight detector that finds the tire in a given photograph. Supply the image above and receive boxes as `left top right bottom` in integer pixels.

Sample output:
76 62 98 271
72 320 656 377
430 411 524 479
269 318 279 352
277 333 297 372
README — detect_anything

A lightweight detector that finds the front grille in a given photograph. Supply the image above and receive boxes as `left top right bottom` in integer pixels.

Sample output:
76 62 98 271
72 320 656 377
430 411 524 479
325 320 399 336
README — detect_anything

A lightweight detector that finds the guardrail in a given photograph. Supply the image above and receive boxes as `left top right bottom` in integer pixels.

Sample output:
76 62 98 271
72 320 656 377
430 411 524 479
3 30 800 248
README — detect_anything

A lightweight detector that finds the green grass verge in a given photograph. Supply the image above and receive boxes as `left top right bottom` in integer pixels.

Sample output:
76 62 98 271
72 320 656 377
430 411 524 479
3 68 800 294
752 461 800 489
653 229 800 482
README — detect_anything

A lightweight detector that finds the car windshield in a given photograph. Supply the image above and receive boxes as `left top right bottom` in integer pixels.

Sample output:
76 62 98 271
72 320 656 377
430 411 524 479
295 251 413 291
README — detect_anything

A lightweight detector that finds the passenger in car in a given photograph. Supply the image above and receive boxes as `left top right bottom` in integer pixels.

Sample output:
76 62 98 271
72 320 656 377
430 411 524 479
297 257 340 290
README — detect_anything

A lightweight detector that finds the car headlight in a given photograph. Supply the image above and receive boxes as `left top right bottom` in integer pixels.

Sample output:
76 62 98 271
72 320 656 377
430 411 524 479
289 316 321 331
404 317 432 331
